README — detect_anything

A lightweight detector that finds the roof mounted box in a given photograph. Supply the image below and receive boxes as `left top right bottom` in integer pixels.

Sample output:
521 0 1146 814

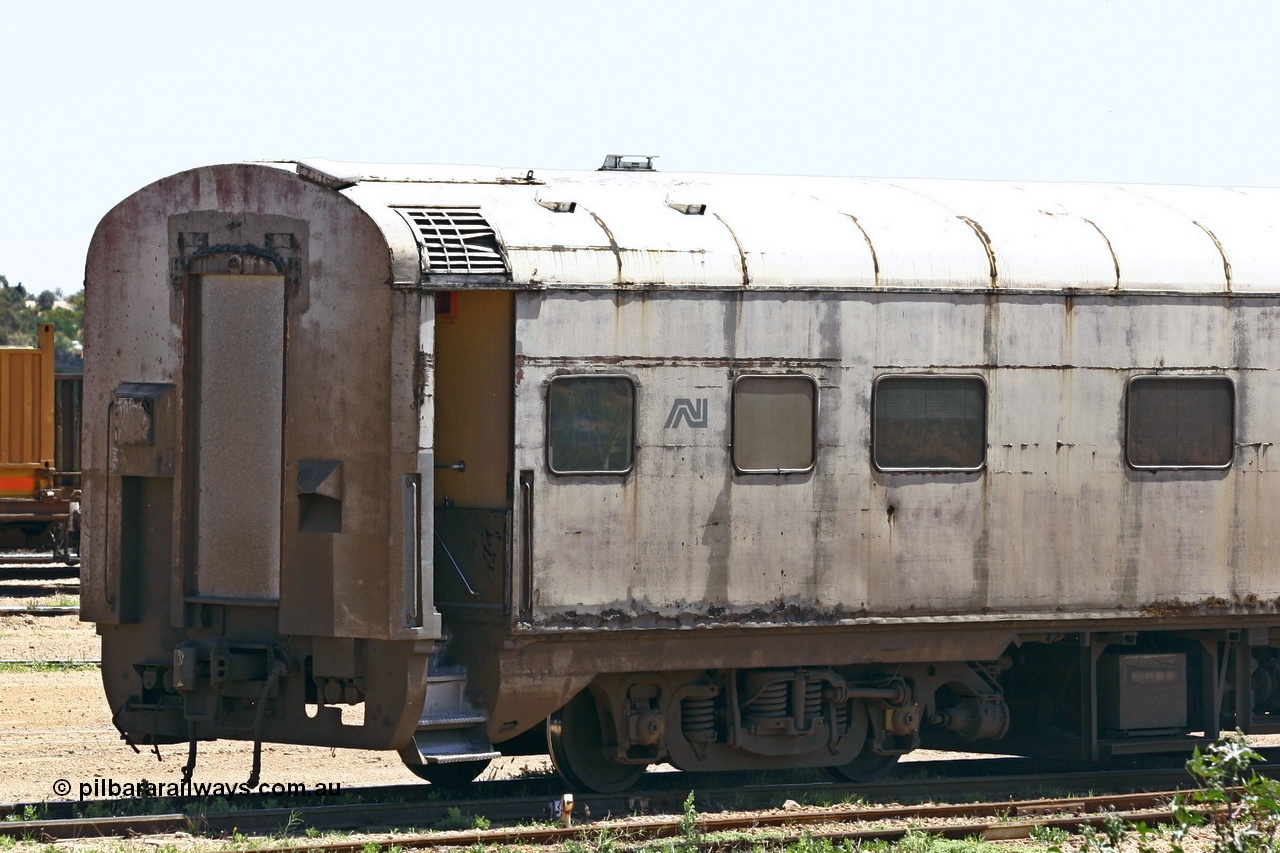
599 154 657 172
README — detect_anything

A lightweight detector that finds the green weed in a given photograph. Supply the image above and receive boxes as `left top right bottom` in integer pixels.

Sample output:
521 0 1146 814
783 838 861 853
1029 824 1071 845
0 661 97 673
1 805 40 822
1072 731 1280 853
678 789 701 850
434 805 488 832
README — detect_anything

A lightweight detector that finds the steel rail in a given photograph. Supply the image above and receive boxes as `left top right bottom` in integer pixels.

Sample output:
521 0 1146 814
0 582 79 594
0 754 1158 823
0 606 78 616
0 568 79 581
0 555 62 565
8 793 1193 851
0 763 1233 843
251 808 1189 853
0 660 99 666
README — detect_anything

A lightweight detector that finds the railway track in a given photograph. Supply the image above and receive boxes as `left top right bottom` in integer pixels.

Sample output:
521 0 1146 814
239 791 1186 852
0 605 78 616
0 754 1263 844
0 552 80 613
0 550 79 571
0 566 78 582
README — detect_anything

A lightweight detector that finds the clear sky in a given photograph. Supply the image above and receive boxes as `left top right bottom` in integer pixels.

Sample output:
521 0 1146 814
3 1 1278 296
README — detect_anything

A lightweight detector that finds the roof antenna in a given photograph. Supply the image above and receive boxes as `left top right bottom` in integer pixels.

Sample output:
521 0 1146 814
599 154 657 172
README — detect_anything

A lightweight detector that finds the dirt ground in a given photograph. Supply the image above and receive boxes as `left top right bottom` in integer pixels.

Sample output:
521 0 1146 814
0 613 984 806
0 613 97 661
0 578 1273 808
0 614 557 804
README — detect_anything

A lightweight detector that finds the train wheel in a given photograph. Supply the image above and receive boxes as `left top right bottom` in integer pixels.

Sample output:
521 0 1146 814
826 707 900 783
405 759 492 786
547 690 647 793
826 749 901 783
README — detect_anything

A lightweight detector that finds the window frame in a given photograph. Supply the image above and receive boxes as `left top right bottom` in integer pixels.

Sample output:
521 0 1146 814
1124 374 1235 471
544 373 638 476
871 373 988 473
730 373 819 475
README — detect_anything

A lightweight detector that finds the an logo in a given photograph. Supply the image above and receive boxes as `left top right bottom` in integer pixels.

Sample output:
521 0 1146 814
664 398 709 429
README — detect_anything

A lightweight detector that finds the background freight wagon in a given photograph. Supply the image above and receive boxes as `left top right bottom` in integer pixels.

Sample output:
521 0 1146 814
1 322 78 552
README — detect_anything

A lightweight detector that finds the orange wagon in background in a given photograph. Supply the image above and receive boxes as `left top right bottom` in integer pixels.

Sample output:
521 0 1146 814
0 323 78 555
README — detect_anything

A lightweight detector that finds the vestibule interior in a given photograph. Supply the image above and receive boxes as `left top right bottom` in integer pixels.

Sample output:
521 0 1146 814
431 290 514 611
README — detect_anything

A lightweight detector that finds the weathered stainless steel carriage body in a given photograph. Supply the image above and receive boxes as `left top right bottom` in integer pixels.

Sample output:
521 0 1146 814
83 158 1280 770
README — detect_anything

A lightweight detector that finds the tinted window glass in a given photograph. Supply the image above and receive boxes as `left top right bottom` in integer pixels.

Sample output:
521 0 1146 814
547 376 635 474
1127 376 1233 468
874 376 986 470
732 375 816 473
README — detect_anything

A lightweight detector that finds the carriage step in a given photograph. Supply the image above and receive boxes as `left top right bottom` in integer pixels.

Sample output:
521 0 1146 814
429 750 502 765
427 669 467 683
401 727 498 767
417 712 488 729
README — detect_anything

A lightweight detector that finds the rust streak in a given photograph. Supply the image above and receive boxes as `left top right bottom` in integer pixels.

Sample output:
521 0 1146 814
713 212 751 288
844 214 881 288
585 210 623 282
526 355 837 369
530 593 1280 631
957 216 998 288
1193 220 1233 292
1080 217 1121 289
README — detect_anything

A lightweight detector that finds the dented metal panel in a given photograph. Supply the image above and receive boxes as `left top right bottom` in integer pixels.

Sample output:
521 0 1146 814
479 195 622 287
540 183 743 288
1121 184 1280 293
700 187 876 289
87 172 420 639
84 162 433 753
339 162 1280 295
513 288 1280 626
877 180 1120 290
1028 183 1227 291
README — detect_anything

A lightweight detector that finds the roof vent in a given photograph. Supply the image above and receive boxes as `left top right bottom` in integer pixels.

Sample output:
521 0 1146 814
296 160 360 190
397 208 509 278
599 154 657 172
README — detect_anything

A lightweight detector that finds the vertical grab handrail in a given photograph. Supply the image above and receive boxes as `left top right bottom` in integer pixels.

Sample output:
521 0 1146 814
519 470 534 621
402 474 422 627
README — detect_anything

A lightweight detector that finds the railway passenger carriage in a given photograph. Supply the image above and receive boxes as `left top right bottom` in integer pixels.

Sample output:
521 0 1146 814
83 157 1280 792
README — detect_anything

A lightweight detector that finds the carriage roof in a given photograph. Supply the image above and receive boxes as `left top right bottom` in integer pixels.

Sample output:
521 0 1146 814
274 158 1280 295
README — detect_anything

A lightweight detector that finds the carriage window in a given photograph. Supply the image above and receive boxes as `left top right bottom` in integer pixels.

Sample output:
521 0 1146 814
873 376 986 471
1127 376 1233 469
546 376 635 474
732 375 817 473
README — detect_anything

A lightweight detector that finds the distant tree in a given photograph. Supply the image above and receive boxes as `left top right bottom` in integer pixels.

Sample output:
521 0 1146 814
0 278 32 346
44 291 83 371
0 277 83 369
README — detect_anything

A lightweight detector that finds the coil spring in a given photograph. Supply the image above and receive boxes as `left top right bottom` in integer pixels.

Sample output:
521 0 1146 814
835 700 850 733
805 680 822 723
744 681 789 719
682 696 716 742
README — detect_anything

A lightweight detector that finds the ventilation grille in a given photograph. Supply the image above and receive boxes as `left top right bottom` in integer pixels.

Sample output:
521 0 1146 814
398 208 508 277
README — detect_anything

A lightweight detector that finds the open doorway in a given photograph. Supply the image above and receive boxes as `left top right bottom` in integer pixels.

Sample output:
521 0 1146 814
431 290 514 612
